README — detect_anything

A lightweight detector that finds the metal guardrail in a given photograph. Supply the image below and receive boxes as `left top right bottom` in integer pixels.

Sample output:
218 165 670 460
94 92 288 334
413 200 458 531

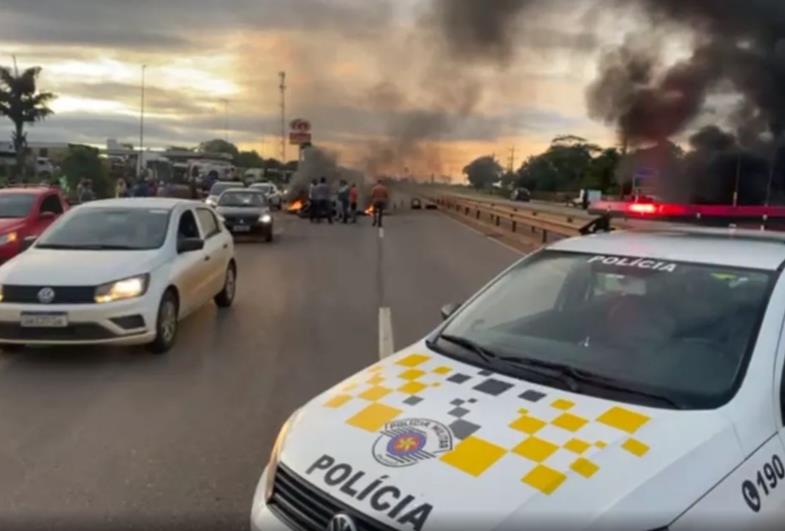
428 194 583 243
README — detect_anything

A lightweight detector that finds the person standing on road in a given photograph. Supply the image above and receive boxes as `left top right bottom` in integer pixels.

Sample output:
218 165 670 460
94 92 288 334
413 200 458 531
337 180 350 223
115 177 128 198
370 179 389 228
79 179 96 203
313 177 332 224
348 183 359 224
308 179 318 223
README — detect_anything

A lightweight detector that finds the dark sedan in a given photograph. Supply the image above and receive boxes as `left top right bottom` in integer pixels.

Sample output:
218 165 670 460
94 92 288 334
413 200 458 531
215 189 274 242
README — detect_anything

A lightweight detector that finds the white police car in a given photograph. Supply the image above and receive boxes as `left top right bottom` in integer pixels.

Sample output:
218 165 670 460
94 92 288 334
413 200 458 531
252 204 785 530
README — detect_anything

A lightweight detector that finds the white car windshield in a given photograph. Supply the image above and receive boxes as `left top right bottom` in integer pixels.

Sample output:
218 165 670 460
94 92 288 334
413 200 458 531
436 251 774 410
218 191 267 207
36 207 171 250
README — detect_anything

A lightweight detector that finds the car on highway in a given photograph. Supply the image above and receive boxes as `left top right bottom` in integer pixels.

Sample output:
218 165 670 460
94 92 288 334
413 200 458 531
216 189 274 242
206 180 245 207
0 186 68 262
511 187 531 202
250 182 283 210
0 198 236 353
252 203 785 530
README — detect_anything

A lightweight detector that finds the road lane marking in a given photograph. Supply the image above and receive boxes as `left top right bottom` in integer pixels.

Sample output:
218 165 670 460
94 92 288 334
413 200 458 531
379 227 385 239
378 307 394 359
438 212 524 255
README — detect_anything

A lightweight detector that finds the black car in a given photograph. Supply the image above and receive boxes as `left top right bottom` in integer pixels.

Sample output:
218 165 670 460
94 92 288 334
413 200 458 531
215 189 274 242
511 187 531 202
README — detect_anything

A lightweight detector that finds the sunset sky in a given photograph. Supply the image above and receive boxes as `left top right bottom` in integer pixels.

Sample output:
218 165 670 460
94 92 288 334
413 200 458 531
0 0 648 177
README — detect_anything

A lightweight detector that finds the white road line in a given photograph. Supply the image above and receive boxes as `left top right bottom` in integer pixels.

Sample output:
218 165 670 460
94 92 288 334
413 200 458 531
378 227 385 239
378 307 394 359
438 212 524 255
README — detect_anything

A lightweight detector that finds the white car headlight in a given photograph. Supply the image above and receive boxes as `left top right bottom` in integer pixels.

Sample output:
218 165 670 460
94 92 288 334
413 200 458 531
0 231 19 246
259 214 272 224
94 274 149 304
264 409 301 502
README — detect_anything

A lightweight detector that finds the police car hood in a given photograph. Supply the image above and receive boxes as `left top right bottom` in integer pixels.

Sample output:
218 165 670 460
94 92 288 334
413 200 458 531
280 344 742 531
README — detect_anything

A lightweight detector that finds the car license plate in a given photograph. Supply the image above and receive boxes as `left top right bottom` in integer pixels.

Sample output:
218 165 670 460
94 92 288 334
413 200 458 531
233 225 251 233
20 312 68 328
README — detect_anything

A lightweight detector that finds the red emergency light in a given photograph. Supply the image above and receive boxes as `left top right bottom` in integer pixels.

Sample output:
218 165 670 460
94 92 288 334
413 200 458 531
584 200 785 233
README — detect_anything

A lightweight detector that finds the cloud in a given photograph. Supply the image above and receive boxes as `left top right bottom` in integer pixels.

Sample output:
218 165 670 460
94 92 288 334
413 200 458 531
0 0 395 48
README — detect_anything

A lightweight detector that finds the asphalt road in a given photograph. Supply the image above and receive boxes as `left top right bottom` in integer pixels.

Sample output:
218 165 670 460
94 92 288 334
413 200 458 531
0 205 519 530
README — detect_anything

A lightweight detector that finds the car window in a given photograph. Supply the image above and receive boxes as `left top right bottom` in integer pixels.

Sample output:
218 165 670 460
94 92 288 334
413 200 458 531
177 210 200 240
196 208 219 238
218 191 267 207
210 182 243 196
40 194 64 215
439 251 774 409
36 207 171 250
0 193 36 218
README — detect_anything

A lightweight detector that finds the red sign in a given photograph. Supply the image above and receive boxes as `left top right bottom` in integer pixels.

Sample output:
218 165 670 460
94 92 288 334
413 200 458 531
289 119 311 133
289 132 312 145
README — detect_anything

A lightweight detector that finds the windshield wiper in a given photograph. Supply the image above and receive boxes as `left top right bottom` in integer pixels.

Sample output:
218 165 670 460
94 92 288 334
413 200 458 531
439 334 497 364
435 335 567 387
498 357 682 409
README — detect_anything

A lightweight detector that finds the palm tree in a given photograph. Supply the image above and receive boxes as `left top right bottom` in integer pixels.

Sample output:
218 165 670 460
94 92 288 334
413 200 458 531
0 62 56 181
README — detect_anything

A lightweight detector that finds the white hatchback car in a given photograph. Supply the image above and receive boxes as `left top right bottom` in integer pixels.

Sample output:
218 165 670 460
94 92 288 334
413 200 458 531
0 198 236 353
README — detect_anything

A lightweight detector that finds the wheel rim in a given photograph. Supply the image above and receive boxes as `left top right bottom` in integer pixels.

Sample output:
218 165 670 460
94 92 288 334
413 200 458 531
160 298 177 343
225 267 236 301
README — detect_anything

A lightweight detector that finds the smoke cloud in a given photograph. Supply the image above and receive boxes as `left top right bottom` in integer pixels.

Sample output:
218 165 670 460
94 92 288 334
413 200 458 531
360 0 539 177
588 0 785 146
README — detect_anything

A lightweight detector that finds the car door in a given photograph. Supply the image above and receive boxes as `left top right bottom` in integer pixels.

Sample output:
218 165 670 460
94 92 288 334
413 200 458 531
195 207 227 298
172 207 212 316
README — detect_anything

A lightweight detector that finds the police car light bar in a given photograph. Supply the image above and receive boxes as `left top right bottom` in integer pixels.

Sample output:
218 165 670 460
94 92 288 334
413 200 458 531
586 200 785 231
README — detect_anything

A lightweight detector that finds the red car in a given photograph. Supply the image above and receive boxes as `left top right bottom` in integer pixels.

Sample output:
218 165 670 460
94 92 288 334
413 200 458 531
0 187 68 262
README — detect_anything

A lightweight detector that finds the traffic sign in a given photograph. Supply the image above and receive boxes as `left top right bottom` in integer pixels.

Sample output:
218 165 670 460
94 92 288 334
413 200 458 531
289 119 311 133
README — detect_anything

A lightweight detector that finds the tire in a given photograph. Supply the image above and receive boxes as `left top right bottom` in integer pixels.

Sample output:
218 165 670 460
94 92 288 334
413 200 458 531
147 290 179 354
265 229 274 243
214 263 237 308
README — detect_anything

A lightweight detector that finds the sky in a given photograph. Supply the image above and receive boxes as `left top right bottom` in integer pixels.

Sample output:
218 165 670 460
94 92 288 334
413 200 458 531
0 0 632 177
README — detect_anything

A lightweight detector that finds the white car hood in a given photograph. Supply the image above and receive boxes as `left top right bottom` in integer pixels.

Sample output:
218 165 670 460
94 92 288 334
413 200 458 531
0 249 162 286
279 344 742 531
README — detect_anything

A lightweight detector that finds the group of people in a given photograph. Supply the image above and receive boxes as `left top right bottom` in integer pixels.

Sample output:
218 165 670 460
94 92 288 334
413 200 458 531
114 175 159 199
307 178 389 227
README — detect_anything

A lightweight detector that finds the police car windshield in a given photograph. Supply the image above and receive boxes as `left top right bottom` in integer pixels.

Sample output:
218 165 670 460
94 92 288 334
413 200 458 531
438 251 774 410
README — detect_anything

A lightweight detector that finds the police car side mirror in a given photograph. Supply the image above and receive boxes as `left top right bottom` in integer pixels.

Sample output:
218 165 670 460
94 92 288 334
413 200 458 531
441 303 460 320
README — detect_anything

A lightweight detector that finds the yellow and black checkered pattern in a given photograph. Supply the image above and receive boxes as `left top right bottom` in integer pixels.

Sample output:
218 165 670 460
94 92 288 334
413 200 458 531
322 353 652 496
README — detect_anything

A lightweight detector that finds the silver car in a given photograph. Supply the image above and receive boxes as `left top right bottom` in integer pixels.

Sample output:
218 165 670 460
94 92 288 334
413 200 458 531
249 182 282 210
215 189 274 242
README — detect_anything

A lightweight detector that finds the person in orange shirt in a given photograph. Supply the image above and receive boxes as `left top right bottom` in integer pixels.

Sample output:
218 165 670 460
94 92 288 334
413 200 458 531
370 179 390 228
348 183 359 224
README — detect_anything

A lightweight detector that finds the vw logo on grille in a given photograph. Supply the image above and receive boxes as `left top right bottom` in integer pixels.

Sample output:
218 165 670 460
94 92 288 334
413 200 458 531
326 513 357 531
37 287 55 304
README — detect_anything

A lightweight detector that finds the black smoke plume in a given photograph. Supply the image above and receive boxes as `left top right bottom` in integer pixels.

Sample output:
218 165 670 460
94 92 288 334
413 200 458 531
588 0 785 146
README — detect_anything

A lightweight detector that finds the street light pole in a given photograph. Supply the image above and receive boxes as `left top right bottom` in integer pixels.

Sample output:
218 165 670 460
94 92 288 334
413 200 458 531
139 64 147 177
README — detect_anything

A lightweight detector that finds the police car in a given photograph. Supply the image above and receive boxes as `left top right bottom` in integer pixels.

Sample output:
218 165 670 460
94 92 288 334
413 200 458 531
252 202 785 530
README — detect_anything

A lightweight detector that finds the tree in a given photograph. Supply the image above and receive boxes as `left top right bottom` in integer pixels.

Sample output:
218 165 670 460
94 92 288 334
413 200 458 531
61 145 110 199
198 139 239 159
463 156 502 189
236 150 264 168
584 148 621 192
0 63 55 181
